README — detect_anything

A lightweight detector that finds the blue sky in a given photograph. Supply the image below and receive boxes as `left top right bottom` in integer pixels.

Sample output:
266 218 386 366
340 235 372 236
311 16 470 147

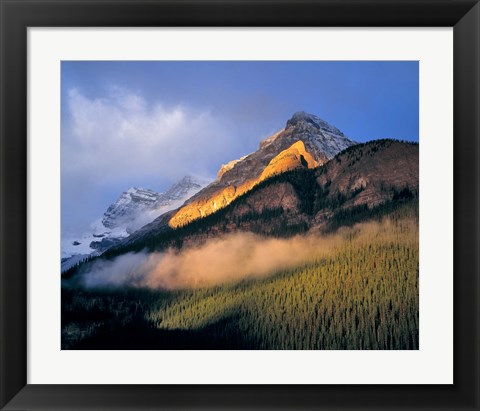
61 61 418 234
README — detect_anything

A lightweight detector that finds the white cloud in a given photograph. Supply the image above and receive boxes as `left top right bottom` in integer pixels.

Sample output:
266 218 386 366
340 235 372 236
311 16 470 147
63 87 232 184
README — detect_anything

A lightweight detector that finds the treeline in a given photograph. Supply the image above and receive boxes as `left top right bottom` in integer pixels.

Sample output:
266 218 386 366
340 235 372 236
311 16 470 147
333 138 418 168
62 207 419 350
325 197 418 233
147 215 419 350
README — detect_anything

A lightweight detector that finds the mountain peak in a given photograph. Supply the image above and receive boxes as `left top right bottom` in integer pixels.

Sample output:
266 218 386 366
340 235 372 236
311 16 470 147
166 112 356 228
102 177 208 231
286 111 316 126
176 175 197 185
164 175 206 199
286 111 342 134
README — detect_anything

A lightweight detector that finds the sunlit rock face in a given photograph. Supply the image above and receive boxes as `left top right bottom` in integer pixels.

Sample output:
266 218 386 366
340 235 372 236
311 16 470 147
217 155 249 179
170 141 317 228
168 112 355 228
259 140 317 181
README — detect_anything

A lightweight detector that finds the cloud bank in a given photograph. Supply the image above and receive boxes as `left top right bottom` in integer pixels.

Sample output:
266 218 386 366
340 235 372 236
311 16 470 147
77 219 418 290
80 231 348 290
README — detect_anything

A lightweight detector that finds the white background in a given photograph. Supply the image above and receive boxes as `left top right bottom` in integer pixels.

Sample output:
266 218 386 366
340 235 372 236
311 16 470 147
27 28 453 384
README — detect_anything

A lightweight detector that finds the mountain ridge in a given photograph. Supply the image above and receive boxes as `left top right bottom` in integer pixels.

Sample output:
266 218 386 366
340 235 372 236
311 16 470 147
103 138 418 258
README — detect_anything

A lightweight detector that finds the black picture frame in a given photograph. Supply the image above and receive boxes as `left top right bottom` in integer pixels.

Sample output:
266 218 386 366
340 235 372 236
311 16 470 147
1 1 479 410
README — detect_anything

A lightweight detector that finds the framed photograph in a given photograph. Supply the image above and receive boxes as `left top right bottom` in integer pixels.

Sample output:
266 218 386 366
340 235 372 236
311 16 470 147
1 0 479 410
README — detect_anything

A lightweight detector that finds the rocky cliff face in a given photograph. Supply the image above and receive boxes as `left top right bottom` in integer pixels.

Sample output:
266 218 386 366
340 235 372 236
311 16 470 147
168 112 355 228
259 140 318 181
284 111 354 159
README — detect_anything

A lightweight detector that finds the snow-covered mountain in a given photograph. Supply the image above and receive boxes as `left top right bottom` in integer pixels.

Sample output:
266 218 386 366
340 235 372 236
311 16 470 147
61 176 208 271
101 187 163 230
101 176 205 233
